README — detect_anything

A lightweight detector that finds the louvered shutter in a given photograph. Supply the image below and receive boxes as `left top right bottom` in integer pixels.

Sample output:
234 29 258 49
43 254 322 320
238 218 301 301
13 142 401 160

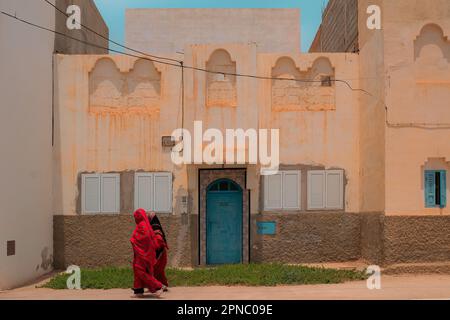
82 174 101 214
135 173 153 211
264 173 282 210
326 170 344 209
308 171 326 210
425 171 436 208
282 171 301 210
440 171 447 208
101 174 120 213
153 173 172 213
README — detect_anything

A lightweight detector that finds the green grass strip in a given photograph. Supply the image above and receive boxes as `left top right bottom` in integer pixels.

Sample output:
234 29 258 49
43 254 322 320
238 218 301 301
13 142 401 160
42 264 367 290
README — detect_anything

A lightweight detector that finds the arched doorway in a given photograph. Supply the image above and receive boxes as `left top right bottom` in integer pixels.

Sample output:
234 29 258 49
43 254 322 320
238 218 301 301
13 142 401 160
206 179 243 264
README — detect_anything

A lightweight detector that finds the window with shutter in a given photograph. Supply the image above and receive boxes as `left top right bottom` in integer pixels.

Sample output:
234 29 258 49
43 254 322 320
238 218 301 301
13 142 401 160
134 172 172 213
82 174 101 214
425 170 447 208
82 173 120 214
307 170 344 210
308 171 326 210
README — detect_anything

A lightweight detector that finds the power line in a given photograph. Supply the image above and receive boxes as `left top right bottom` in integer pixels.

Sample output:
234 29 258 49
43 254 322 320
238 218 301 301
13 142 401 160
0 10 179 65
2 8 361 87
43 0 182 64
43 0 367 85
3 9 450 129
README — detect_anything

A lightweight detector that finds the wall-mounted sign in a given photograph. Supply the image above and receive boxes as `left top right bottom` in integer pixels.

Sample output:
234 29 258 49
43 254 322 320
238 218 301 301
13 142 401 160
257 221 276 235
162 136 176 148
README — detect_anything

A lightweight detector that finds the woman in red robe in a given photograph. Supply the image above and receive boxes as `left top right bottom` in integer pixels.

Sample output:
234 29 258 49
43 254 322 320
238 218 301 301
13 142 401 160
149 212 169 289
130 208 163 296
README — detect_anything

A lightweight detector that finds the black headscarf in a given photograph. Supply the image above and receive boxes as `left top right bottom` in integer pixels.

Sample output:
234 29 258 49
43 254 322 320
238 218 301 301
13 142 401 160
149 214 167 245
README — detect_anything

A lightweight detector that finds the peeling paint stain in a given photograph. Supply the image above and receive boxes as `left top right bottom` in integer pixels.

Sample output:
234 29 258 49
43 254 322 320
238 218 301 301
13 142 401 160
40 247 53 271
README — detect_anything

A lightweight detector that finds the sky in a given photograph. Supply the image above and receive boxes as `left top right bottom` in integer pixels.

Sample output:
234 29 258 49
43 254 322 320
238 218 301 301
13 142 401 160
93 0 329 53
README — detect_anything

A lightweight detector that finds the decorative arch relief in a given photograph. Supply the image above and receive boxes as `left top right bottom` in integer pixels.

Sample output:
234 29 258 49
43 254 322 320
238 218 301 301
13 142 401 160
414 23 450 83
89 58 161 114
206 49 237 108
271 57 336 112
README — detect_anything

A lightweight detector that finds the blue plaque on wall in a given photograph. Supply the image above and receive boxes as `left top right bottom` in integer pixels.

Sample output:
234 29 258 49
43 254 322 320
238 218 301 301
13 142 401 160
257 221 276 235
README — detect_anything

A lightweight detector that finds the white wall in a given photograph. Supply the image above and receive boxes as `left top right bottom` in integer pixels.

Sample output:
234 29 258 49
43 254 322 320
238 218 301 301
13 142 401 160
0 0 54 289
126 8 301 54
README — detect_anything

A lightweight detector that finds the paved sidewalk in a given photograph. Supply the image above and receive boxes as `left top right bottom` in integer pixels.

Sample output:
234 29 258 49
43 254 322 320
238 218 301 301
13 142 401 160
1 274 450 300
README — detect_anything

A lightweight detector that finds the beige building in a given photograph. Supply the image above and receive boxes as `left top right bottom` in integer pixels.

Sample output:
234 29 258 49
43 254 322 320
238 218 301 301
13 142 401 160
0 0 108 290
53 2 450 271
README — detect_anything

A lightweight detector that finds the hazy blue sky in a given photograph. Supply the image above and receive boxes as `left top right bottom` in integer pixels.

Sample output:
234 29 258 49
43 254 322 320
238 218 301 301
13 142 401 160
93 0 329 52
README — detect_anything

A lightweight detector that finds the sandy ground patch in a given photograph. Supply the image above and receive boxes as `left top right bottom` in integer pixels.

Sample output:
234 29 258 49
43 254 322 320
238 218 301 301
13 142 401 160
1 274 450 300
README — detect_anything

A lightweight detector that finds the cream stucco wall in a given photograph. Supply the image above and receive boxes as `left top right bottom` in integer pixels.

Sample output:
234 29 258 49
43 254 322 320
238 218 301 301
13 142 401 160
0 0 54 290
357 0 386 213
355 0 450 215
53 54 186 215
382 0 450 215
54 44 361 216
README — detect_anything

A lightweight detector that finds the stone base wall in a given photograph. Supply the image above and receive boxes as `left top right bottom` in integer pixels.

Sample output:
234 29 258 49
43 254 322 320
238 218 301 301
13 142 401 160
53 214 196 269
53 213 450 269
251 213 361 263
383 216 450 265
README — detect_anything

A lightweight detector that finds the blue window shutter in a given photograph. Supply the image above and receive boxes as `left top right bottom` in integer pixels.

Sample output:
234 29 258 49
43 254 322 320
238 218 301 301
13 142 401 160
440 171 447 208
425 171 436 208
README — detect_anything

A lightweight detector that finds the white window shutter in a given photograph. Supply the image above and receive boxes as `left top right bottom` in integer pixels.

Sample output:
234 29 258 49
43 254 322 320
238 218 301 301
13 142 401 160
264 173 282 210
282 171 301 210
326 170 344 209
134 173 153 211
153 173 172 213
308 171 326 210
82 174 101 214
101 174 120 213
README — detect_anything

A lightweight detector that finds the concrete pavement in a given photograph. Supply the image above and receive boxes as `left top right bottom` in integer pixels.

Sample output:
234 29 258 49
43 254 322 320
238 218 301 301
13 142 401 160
1 274 450 300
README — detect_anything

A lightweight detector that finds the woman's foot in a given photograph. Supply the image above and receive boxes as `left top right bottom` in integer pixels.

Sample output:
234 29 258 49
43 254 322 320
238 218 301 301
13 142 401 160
152 288 164 297
133 288 144 295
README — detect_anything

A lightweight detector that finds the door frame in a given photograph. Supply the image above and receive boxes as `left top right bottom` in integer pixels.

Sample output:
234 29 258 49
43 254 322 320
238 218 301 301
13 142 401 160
198 168 250 266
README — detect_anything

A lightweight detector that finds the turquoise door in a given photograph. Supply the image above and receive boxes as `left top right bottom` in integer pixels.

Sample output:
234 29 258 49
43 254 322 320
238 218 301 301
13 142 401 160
206 179 243 265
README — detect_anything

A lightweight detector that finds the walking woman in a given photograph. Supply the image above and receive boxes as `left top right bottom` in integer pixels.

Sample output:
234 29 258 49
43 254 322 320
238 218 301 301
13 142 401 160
149 212 169 289
130 209 163 296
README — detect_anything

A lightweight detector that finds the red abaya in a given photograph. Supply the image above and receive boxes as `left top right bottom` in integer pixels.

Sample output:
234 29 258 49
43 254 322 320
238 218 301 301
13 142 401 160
153 230 169 287
130 209 162 293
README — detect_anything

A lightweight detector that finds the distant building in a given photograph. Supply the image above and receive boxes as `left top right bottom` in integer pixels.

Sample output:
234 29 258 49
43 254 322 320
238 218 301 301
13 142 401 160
309 0 359 53
125 8 301 54
54 0 109 54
